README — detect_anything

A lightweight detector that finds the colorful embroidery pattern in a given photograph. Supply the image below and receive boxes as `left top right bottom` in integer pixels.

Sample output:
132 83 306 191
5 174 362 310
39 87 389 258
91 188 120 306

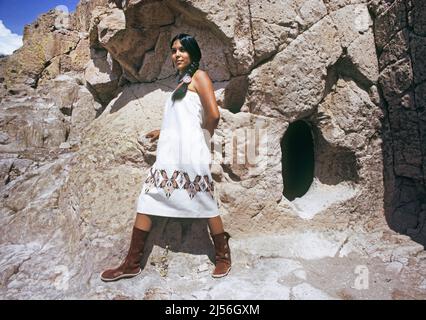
143 167 214 199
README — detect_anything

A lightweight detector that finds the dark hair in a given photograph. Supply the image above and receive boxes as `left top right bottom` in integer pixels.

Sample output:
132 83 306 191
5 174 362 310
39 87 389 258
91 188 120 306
170 33 201 101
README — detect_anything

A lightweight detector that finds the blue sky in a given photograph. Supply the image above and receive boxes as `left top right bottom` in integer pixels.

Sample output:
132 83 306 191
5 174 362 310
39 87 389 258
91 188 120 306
0 0 79 54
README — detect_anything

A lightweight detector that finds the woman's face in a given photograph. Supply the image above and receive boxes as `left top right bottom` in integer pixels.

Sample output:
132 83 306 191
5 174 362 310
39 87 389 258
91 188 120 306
171 39 191 74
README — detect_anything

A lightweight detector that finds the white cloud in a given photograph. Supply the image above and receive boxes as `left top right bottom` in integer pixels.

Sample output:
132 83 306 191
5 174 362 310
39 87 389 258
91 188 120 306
0 20 23 55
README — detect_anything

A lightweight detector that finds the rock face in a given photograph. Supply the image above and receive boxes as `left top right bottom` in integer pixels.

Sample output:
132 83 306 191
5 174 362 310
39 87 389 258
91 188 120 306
0 0 425 299
369 0 426 245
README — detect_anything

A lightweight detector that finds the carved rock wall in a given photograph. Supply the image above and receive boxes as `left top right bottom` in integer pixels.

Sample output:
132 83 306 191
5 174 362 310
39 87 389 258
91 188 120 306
369 0 426 245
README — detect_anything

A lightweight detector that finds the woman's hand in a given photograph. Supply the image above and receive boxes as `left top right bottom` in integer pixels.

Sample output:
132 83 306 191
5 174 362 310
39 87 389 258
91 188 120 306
145 129 160 142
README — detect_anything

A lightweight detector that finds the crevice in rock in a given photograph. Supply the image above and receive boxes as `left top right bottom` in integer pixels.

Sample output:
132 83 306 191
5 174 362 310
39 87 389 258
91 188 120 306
68 35 83 55
85 81 108 117
31 60 52 89
369 2 397 195
4 161 14 185
28 35 81 90
110 0 124 10
60 105 73 117
64 126 71 142
7 89 20 96
221 163 242 182
247 0 256 56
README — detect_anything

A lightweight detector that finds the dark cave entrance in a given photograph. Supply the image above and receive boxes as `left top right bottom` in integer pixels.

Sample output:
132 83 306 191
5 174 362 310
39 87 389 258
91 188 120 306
281 120 315 201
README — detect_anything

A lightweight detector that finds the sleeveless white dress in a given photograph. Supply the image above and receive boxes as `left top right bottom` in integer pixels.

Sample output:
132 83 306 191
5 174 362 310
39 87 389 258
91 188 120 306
135 89 220 218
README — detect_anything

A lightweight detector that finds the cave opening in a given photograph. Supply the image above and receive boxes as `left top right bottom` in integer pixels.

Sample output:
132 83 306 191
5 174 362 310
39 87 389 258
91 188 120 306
281 120 315 201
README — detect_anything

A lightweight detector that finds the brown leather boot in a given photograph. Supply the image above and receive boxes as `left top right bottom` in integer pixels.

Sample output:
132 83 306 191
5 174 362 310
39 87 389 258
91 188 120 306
100 226 149 282
211 231 232 278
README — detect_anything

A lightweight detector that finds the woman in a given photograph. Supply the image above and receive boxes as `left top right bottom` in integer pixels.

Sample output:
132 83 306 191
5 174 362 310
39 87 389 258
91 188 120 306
100 33 232 282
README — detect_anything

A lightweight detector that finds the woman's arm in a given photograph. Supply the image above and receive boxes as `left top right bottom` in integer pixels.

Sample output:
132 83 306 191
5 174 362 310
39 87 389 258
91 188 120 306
193 71 220 138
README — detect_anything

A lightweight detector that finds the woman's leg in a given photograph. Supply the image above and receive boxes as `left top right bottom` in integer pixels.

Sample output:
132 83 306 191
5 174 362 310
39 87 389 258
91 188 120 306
208 215 231 278
100 213 152 282
207 215 224 235
135 213 152 231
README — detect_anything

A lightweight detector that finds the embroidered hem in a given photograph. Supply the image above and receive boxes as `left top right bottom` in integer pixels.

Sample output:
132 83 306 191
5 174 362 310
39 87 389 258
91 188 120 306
143 167 215 199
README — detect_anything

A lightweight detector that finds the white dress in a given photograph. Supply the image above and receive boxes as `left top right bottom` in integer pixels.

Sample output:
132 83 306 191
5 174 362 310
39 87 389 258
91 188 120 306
136 89 220 218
